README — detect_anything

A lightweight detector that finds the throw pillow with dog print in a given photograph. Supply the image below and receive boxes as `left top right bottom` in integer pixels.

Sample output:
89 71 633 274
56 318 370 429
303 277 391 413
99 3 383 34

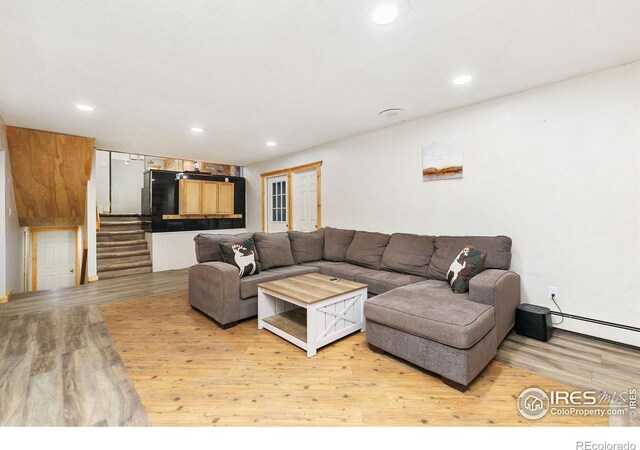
446 245 487 293
220 239 259 278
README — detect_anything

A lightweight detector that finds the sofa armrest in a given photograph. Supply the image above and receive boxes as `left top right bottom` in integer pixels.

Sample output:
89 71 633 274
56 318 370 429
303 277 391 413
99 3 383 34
188 262 241 326
469 269 521 343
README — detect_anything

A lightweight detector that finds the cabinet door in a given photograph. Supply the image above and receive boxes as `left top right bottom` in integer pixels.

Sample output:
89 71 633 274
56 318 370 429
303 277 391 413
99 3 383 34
179 179 202 214
201 181 219 214
218 182 235 214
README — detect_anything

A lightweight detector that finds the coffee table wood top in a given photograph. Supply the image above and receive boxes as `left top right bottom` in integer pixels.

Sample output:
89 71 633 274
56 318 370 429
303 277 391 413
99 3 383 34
258 273 367 304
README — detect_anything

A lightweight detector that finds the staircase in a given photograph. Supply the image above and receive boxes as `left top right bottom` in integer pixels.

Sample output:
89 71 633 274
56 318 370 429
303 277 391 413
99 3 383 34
97 214 152 280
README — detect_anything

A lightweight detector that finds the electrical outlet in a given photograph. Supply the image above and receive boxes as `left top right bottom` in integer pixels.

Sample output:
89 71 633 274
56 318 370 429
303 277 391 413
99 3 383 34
548 286 559 300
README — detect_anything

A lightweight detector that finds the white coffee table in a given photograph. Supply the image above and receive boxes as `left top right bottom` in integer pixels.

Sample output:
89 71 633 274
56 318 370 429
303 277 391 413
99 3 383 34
257 273 368 357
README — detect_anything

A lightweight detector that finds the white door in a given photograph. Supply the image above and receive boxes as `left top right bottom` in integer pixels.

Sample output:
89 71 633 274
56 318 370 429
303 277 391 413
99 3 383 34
36 230 76 290
292 168 318 231
266 175 289 232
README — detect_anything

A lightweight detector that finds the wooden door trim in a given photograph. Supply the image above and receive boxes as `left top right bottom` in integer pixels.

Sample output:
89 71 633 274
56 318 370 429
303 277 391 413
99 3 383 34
260 161 322 179
261 161 322 232
31 227 80 291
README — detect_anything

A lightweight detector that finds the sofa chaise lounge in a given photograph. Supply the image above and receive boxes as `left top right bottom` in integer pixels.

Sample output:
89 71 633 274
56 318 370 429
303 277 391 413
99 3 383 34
188 228 520 390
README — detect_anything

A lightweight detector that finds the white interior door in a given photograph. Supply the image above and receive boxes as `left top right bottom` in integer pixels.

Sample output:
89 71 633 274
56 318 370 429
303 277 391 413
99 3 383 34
266 175 289 232
292 168 318 231
37 230 76 290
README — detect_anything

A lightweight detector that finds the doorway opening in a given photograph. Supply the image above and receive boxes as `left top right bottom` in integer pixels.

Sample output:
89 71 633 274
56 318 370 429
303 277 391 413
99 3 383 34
31 228 79 291
261 161 322 232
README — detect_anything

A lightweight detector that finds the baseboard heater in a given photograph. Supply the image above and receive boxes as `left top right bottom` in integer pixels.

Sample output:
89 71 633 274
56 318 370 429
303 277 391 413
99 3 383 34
550 311 640 333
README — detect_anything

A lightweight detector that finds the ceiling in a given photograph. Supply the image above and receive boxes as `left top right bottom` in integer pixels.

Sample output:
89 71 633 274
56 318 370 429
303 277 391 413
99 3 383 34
1 0 639 166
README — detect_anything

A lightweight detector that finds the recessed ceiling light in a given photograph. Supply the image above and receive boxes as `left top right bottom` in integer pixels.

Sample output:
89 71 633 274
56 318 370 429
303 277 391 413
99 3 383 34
266 141 277 147
371 3 399 24
191 127 204 133
369 0 410 25
378 108 405 119
76 104 94 111
453 75 473 85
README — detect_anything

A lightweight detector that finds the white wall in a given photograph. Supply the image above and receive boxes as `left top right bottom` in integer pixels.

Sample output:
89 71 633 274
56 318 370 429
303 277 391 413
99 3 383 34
149 229 247 272
0 134 7 294
86 151 98 279
245 63 640 347
0 116 23 295
95 150 110 213
111 157 145 214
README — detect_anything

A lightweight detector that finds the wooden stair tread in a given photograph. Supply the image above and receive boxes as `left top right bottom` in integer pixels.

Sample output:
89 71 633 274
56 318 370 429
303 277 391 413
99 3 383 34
101 221 142 226
97 249 150 259
95 217 150 280
97 239 148 247
97 230 144 235
99 213 140 217
97 266 152 279
98 260 152 272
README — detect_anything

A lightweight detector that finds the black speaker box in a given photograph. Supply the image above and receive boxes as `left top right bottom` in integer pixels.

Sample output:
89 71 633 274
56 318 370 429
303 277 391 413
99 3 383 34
515 304 554 341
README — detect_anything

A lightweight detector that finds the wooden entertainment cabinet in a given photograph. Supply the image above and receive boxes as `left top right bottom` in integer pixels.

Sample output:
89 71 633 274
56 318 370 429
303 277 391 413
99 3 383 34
178 179 235 216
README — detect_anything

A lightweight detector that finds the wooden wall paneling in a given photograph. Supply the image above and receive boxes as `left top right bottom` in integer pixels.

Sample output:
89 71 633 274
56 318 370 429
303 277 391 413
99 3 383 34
56 134 93 221
6 127 94 227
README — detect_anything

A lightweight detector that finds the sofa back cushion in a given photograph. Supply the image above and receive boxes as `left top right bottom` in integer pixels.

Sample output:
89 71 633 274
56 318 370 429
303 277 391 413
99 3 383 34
253 232 296 270
380 233 435 277
427 236 512 281
289 229 324 264
345 231 391 270
323 227 357 262
194 232 254 263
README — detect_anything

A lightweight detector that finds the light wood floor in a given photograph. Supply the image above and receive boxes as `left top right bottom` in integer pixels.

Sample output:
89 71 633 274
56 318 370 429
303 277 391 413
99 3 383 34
100 291 611 427
1 269 637 427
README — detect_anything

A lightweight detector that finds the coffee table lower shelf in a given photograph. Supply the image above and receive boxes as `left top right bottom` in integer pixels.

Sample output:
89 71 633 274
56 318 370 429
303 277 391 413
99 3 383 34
258 286 368 357
262 309 307 343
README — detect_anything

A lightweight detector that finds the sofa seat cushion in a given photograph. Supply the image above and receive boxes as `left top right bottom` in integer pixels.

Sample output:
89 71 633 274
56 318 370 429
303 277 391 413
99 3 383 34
301 260 344 270
345 231 391 270
268 265 320 278
381 233 435 277
253 232 296 270
239 271 286 299
314 262 377 281
289 229 324 263
428 236 512 281
323 227 357 261
355 270 426 295
364 280 495 349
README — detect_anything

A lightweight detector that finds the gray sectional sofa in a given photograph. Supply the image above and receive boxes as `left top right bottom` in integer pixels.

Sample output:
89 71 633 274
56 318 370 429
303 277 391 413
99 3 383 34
188 227 520 391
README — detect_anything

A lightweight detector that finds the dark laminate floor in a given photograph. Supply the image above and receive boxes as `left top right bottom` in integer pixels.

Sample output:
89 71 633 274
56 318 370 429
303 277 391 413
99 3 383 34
0 305 148 426
0 269 188 316
497 330 640 427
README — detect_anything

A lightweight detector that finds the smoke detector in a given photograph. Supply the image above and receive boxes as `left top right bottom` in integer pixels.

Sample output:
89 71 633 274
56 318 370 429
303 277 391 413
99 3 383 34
378 108 405 119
